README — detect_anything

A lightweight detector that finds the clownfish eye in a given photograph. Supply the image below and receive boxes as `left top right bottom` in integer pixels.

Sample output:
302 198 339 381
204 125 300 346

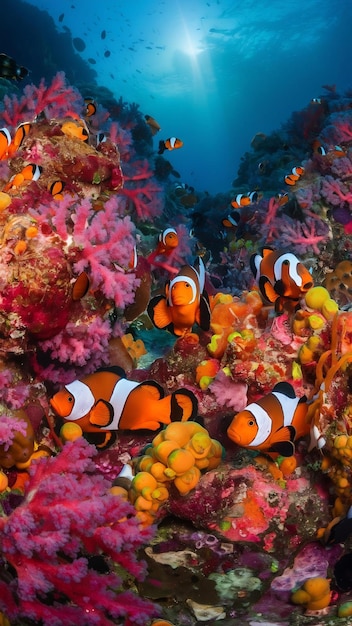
283 259 289 265
67 395 74 403
185 282 191 288
248 419 255 426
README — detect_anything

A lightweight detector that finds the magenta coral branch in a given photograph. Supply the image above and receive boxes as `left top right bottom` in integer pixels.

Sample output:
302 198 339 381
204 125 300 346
0 439 157 625
321 175 352 205
279 218 328 255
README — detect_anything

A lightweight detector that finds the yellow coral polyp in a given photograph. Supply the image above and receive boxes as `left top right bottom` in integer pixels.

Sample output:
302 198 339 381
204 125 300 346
321 298 339 320
174 465 201 495
305 286 330 310
334 434 348 449
307 314 325 330
25 225 39 238
60 422 83 442
131 471 158 493
0 192 11 211
0 471 9 493
186 432 212 459
13 240 27 255
154 440 180 465
162 422 193 447
150 461 169 482
167 448 195 476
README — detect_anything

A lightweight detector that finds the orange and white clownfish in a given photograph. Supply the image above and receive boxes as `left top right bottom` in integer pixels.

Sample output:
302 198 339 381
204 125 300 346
0 127 11 160
4 163 42 192
154 227 179 256
145 114 161 135
158 137 183 155
50 366 198 448
231 191 259 209
84 97 97 118
222 210 241 229
48 180 66 201
227 381 309 457
250 247 313 313
7 121 32 158
147 257 211 337
284 166 305 186
61 120 89 142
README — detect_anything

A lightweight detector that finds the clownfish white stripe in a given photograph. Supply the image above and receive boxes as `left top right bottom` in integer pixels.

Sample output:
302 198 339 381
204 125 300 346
246 403 272 447
65 380 95 420
65 378 140 428
160 227 177 244
168 275 198 305
273 253 303 286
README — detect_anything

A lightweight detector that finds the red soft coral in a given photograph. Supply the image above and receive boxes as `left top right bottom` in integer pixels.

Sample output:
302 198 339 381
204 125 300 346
0 438 157 626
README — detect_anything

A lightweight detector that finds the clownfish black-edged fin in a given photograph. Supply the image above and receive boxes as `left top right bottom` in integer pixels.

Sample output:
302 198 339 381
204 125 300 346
259 276 277 303
249 253 259 278
199 293 211 331
90 399 114 427
272 381 296 398
97 365 127 378
269 440 295 457
138 379 165 399
147 295 173 330
273 278 286 297
271 424 296 444
84 431 117 450
171 388 198 422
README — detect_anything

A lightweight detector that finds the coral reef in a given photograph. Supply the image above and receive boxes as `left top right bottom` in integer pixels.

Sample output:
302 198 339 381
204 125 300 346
1 71 352 626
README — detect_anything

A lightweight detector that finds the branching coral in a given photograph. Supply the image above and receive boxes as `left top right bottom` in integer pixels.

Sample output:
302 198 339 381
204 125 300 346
0 72 82 128
0 438 157 626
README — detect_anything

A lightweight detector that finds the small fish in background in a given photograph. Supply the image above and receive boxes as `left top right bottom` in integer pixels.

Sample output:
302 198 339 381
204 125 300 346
312 139 346 160
158 137 183 154
0 127 11 160
4 164 42 191
154 227 179 256
222 209 241 230
71 271 90 301
231 191 259 209
284 166 305 186
50 366 198 449
48 180 66 201
275 192 289 206
147 257 211 337
310 97 322 104
250 246 314 313
227 381 309 457
7 121 32 158
0 53 29 81
145 114 161 135
84 97 97 118
318 505 352 546
61 120 89 142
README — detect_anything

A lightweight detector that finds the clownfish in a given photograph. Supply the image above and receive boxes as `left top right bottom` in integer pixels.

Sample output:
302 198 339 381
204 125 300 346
284 166 305 186
147 257 211 337
4 163 42 191
0 127 11 160
48 180 66 201
50 366 198 448
275 192 289 206
318 506 352 546
61 120 89 142
84 97 97 118
313 140 346 160
222 210 241 229
7 122 32 158
250 246 313 313
145 114 161 135
72 271 90 301
154 227 179 256
227 381 309 457
158 137 183 154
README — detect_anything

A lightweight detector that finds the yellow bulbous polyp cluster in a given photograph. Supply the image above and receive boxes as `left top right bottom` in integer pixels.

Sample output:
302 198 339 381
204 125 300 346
129 422 223 520
295 287 339 364
291 576 331 611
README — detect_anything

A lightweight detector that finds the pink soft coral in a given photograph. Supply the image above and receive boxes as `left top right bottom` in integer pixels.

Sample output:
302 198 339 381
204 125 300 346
0 438 157 626
210 370 248 411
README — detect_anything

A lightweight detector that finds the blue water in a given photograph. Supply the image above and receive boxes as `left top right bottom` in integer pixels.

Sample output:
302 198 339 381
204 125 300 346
4 0 352 194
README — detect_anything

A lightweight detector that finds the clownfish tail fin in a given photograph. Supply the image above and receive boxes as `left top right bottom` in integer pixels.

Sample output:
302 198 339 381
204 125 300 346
170 388 198 422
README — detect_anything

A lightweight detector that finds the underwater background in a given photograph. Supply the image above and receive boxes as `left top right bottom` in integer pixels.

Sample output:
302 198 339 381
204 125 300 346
1 1 352 626
2 0 352 194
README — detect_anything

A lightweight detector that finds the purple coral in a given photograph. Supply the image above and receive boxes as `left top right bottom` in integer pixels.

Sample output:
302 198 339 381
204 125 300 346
0 438 157 625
